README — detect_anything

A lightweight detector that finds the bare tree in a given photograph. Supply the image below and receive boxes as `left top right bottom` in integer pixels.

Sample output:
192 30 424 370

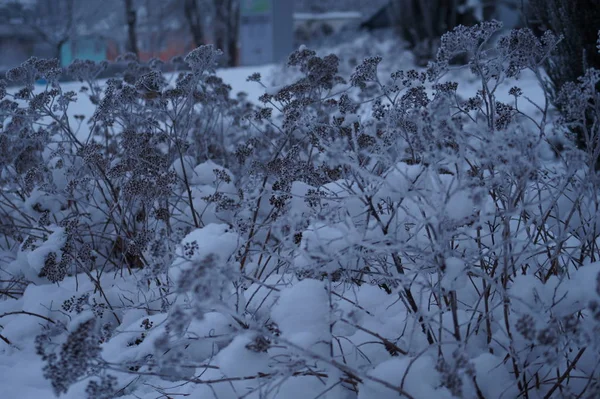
176 0 239 65
184 0 205 46
212 0 239 66
8 0 118 62
24 0 109 60
27 0 74 60
389 0 479 64
124 0 139 56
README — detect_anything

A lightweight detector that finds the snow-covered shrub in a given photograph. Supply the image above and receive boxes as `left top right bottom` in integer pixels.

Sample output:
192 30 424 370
1 22 600 399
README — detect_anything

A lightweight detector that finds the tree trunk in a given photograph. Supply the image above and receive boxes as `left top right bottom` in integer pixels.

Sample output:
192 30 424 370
124 0 139 56
227 0 239 66
483 0 496 21
214 1 227 64
184 0 204 47
57 0 74 64
227 36 237 67
56 39 67 63
448 0 458 32
212 0 239 67
418 0 435 43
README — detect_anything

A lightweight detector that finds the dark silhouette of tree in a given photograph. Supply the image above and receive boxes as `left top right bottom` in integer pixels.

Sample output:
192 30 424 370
124 0 139 56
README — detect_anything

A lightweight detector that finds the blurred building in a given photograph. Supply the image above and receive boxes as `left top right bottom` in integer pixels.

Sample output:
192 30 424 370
240 0 294 66
0 24 36 70
137 30 194 63
60 36 120 67
134 4 195 63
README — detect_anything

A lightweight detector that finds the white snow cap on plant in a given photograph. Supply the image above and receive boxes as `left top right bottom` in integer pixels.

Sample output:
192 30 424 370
445 188 476 222
217 334 270 378
272 279 330 347
170 155 196 182
24 188 65 216
12 226 68 282
179 223 238 261
380 161 424 202
289 181 314 217
294 221 360 271
192 160 235 192
171 159 235 191
440 257 468 291
169 223 239 284
265 84 284 96
359 355 454 399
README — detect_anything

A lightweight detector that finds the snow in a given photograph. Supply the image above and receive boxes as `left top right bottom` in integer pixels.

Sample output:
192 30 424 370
445 188 476 223
10 226 67 283
170 154 196 182
289 180 315 217
216 64 278 101
265 84 284 96
217 334 270 377
380 162 424 202
440 257 468 291
169 223 239 285
471 353 518 398
192 160 236 193
294 221 362 274
359 356 452 399
271 279 330 346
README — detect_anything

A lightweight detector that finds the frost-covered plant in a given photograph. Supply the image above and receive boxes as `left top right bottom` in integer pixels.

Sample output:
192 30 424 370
1 22 600 399
0 45 250 284
36 317 102 395
0 46 254 394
